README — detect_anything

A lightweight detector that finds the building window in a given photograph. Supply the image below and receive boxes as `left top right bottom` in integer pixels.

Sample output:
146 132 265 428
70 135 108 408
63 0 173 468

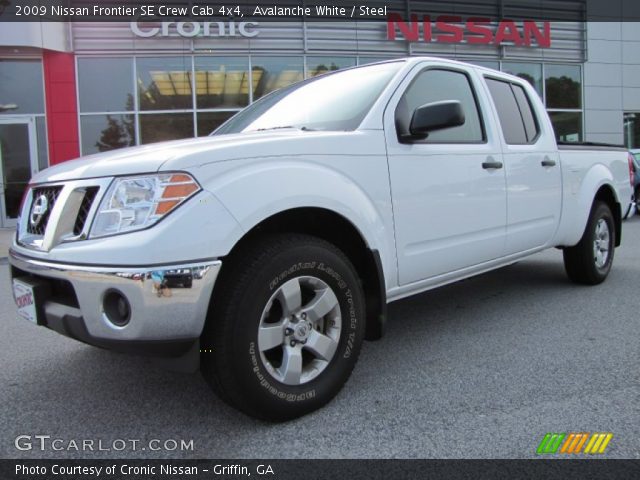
80 115 135 155
78 58 136 155
139 113 194 144
137 57 194 111
251 57 304 100
195 57 249 109
0 59 44 115
0 59 47 169
624 112 640 148
545 64 581 109
78 58 134 113
306 57 356 78
544 64 582 142
548 112 582 142
74 56 583 150
197 111 236 136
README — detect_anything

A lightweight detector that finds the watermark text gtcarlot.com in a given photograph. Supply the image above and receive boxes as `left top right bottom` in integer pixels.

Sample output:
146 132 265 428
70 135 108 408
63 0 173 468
15 435 194 452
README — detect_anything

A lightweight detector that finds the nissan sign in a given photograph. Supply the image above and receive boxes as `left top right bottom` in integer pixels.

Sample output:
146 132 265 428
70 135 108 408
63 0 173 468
387 14 551 48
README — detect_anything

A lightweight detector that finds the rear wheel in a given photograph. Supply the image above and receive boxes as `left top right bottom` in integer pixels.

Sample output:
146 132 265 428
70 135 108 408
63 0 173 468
563 201 615 285
201 234 365 421
635 187 640 215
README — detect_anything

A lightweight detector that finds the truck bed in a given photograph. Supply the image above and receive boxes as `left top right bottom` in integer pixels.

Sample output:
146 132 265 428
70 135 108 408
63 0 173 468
558 141 627 151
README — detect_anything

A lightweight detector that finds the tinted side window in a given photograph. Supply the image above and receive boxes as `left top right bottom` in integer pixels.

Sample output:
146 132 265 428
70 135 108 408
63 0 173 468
396 69 484 143
485 78 527 144
512 84 539 142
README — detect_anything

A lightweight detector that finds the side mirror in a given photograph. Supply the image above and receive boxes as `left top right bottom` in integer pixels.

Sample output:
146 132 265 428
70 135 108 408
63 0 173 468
407 100 465 139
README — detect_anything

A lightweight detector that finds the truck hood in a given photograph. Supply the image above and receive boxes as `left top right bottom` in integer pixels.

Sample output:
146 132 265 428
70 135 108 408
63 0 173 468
31 130 369 183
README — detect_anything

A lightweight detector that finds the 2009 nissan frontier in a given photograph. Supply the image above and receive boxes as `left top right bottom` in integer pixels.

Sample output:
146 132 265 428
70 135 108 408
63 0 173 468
9 58 634 420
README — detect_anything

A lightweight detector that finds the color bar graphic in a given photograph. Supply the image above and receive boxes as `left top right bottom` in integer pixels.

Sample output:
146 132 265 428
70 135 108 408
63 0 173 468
560 433 589 454
537 433 566 454
584 433 613 454
538 432 613 454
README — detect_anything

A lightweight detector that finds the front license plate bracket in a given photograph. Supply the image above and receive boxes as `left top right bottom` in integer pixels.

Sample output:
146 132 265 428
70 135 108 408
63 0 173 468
12 276 51 326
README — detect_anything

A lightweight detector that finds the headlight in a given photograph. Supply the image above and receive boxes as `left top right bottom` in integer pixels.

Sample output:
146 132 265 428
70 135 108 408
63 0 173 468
90 173 200 238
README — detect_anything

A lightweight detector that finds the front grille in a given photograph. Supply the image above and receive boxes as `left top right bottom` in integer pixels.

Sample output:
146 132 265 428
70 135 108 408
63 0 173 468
73 187 100 236
26 186 63 235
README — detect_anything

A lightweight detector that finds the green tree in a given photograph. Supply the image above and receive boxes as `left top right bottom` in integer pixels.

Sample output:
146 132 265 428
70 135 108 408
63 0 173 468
96 94 135 151
545 76 580 109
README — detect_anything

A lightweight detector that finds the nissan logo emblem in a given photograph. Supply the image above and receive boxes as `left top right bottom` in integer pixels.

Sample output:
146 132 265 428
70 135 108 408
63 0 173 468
30 194 49 227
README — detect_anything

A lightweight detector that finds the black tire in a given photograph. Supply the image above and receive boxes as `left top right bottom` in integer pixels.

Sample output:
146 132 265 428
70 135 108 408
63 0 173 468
563 201 615 285
201 234 366 421
635 187 640 215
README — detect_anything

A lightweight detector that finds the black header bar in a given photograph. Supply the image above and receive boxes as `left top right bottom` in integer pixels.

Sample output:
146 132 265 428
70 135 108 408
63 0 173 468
2 459 640 480
0 0 638 22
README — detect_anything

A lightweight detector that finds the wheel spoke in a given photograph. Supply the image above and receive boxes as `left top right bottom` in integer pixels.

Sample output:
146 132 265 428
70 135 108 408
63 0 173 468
593 219 611 268
279 346 303 384
258 322 285 351
277 278 302 316
258 275 344 386
302 288 339 323
304 330 338 361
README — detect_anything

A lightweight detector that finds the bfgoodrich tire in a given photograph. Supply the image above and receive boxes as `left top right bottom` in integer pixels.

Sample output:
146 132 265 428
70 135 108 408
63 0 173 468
563 201 616 285
201 234 365 421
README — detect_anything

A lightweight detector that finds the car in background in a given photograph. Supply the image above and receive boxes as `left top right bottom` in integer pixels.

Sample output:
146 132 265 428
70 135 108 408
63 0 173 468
631 150 640 215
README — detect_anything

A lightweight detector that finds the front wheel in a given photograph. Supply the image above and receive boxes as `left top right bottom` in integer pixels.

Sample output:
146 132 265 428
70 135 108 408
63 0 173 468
201 234 366 421
563 201 615 285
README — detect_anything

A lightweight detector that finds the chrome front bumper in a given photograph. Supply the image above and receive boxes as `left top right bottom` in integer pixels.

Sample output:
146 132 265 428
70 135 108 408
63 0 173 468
9 249 221 353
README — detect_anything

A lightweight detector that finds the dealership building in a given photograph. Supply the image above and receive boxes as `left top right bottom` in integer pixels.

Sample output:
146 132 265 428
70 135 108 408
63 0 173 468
1 2 640 227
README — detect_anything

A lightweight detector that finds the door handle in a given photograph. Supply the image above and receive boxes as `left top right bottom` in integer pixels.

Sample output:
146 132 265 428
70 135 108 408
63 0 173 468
541 158 557 167
482 160 503 170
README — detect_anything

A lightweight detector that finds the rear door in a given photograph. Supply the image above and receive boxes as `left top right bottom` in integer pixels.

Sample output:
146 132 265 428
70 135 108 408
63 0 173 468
484 77 562 254
384 64 507 285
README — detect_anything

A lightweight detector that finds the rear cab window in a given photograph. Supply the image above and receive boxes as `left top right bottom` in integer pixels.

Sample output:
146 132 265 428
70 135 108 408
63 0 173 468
485 77 540 145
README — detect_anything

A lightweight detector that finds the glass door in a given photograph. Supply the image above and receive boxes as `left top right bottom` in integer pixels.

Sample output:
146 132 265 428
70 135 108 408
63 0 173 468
0 117 38 228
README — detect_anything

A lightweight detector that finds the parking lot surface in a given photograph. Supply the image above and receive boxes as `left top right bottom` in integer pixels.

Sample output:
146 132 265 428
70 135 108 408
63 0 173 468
1 218 639 459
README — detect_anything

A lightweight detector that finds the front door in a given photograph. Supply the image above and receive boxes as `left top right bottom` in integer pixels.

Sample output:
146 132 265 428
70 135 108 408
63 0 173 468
384 65 507 286
0 117 38 228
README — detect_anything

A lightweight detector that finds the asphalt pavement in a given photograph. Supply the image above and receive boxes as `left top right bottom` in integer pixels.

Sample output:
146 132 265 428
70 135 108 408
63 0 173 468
0 228 13 261
1 218 639 459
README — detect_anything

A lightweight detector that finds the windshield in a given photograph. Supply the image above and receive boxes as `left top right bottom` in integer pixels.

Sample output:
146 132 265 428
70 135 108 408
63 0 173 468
213 61 403 135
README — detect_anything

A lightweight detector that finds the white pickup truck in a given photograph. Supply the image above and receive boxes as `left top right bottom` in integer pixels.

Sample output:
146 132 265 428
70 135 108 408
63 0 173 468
9 58 633 421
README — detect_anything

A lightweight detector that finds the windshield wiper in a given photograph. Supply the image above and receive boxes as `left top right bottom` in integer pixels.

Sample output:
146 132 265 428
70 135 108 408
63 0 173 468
256 125 315 132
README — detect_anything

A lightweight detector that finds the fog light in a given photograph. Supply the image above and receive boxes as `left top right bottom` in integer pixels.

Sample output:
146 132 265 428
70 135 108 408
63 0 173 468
103 290 131 327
